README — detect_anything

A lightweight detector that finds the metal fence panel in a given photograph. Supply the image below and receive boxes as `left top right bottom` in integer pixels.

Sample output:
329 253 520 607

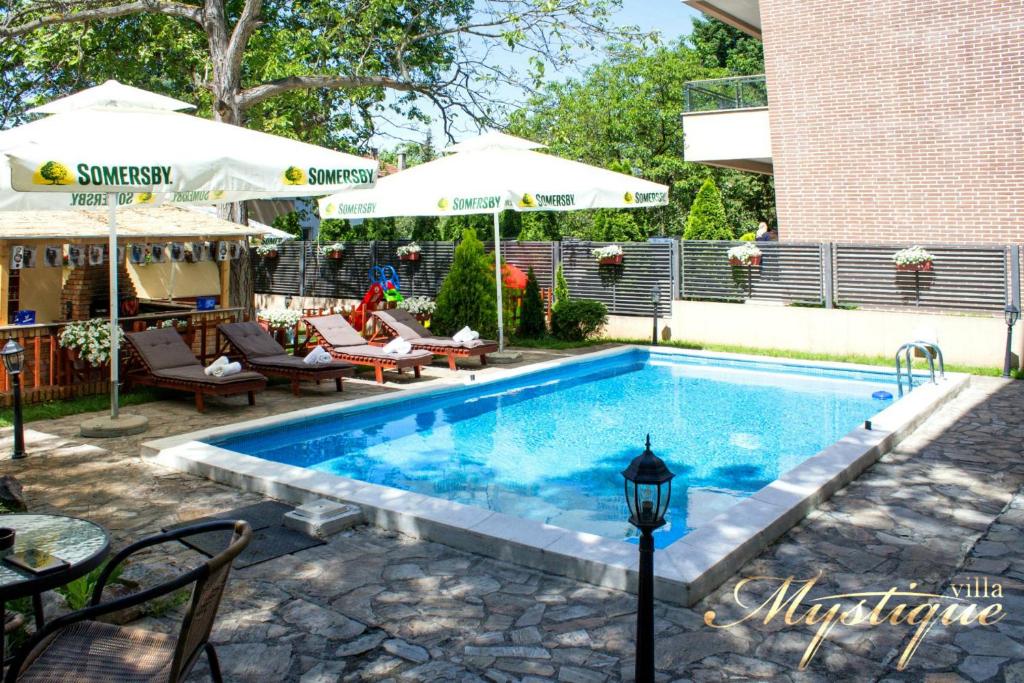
252 241 305 295
484 241 557 289
375 240 455 298
561 241 672 316
680 241 824 304
305 242 375 299
833 244 1008 312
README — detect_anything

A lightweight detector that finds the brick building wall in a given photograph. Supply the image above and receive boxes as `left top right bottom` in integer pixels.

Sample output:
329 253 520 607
760 0 1024 244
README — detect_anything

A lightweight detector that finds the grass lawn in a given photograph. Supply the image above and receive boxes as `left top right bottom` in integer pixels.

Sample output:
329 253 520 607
510 336 1015 378
0 388 165 428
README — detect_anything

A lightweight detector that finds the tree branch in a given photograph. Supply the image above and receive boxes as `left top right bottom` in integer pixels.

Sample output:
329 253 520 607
237 74 427 109
0 0 202 38
224 0 261 79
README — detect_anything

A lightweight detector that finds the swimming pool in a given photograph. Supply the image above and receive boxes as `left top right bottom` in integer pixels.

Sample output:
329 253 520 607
204 348 895 548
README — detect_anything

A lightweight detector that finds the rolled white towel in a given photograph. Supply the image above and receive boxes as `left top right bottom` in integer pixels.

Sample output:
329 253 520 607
204 356 230 376
382 337 406 355
303 346 331 366
394 340 412 355
466 329 480 341
212 361 243 377
453 326 472 343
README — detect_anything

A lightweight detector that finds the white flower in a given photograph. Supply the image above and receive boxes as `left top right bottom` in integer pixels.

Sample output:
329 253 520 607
397 243 422 257
397 296 436 315
892 246 934 266
592 245 624 260
258 309 302 328
727 243 762 264
58 318 123 367
256 241 282 256
317 242 346 256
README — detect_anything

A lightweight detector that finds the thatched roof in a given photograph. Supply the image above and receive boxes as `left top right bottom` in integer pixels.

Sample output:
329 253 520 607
0 205 263 240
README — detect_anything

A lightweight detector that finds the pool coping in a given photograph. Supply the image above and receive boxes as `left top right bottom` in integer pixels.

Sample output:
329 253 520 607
141 345 970 606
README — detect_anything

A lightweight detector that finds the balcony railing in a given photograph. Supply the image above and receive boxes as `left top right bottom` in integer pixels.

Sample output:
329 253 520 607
683 75 767 113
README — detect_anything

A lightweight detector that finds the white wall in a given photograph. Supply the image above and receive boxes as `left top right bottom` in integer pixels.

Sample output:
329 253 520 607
682 108 772 164
604 300 1020 370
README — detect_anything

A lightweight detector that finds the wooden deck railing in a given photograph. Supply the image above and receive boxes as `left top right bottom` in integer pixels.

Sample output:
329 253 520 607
0 308 244 407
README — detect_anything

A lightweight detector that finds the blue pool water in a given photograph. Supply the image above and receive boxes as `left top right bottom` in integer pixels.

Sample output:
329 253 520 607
207 349 895 547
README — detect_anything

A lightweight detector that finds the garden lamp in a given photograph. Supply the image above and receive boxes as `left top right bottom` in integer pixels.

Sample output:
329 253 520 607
622 435 674 682
651 284 661 346
1004 304 1020 378
2 340 26 459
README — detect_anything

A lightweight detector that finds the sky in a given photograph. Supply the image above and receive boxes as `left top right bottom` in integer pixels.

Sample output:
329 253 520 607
371 0 700 149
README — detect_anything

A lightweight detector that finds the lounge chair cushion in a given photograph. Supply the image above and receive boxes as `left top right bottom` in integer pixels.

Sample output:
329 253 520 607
372 309 434 341
127 328 201 370
307 315 372 348
248 354 352 372
334 344 433 365
372 310 495 350
219 321 288 359
152 365 265 385
411 337 492 349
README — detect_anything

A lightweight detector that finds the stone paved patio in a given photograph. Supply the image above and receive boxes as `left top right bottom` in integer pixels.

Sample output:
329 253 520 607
2 348 1023 682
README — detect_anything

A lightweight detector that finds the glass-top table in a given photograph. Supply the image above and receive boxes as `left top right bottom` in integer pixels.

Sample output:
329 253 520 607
0 514 110 666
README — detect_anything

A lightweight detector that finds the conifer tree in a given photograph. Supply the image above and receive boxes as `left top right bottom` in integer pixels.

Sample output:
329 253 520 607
432 228 498 339
517 268 546 338
684 178 732 240
554 262 570 310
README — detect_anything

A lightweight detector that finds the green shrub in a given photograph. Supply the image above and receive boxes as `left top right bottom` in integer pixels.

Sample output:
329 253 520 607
554 262 570 310
432 228 498 339
551 299 608 341
517 268 546 338
683 178 732 240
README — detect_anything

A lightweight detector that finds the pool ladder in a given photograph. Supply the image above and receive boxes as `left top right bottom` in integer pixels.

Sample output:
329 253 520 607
895 341 945 397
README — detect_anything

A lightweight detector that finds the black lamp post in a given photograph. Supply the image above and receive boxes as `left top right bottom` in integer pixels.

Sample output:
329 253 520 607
651 284 661 346
2 340 26 459
622 435 674 683
1004 304 1020 378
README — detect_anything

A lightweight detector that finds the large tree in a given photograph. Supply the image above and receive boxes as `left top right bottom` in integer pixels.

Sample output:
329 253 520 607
508 37 775 239
1 0 642 144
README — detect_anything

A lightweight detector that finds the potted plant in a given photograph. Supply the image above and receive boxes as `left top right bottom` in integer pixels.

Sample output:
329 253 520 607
892 246 934 272
397 243 422 262
58 318 122 368
256 242 280 259
727 243 763 267
398 296 436 324
317 242 346 260
592 244 624 266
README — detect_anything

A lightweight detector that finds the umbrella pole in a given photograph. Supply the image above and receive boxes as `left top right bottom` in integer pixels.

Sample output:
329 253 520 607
107 193 119 420
493 211 504 351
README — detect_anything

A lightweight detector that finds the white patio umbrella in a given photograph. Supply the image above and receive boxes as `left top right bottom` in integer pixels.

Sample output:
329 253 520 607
1 80 378 424
318 131 670 350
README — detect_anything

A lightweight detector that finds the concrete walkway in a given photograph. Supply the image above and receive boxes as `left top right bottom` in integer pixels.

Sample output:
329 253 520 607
2 351 1022 682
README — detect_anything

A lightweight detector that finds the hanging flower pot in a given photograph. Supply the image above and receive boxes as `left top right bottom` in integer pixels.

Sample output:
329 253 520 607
397 243 422 261
895 260 933 272
892 246 934 272
317 243 346 260
592 245 624 266
727 244 763 267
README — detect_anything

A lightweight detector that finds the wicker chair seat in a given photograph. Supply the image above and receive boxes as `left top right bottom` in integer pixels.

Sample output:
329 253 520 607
18 621 175 683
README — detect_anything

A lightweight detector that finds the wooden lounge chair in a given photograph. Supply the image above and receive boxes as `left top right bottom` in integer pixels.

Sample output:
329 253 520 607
125 327 266 413
4 520 251 683
217 321 354 396
303 314 433 384
370 309 498 370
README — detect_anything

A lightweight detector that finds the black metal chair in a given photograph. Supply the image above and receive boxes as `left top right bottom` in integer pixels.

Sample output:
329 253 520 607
4 520 251 683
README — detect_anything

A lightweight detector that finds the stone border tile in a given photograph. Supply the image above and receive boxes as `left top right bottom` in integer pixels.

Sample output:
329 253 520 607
144 347 969 606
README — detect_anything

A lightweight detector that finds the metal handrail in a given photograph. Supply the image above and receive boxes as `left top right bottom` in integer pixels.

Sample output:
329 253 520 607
684 75 768 113
895 342 940 397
